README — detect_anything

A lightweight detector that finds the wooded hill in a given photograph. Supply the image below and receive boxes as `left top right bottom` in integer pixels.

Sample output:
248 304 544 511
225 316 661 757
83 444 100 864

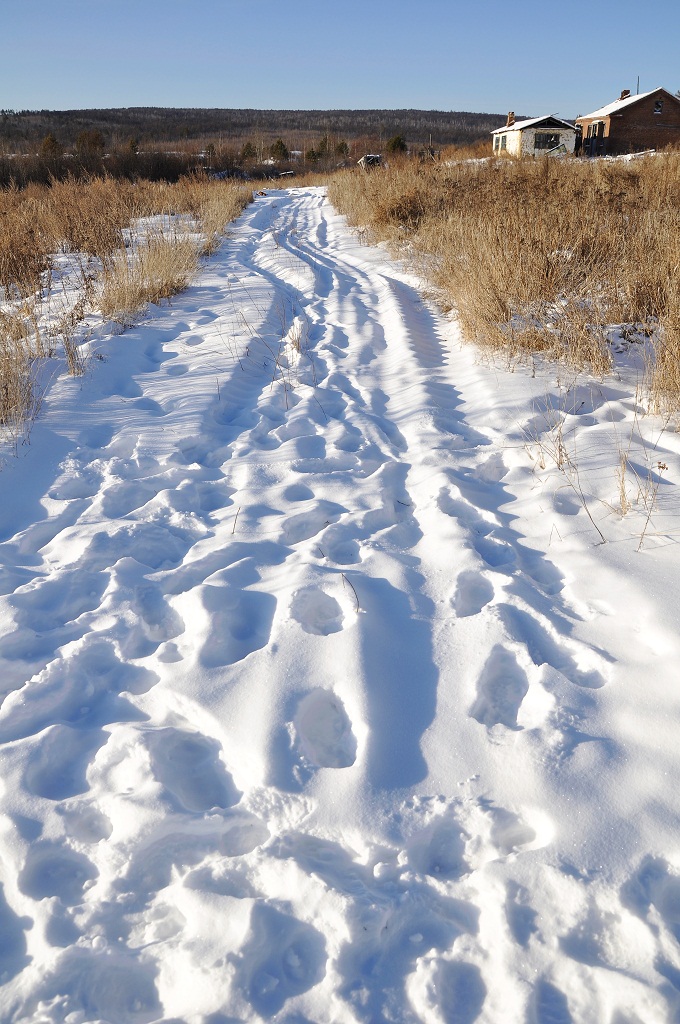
0 107 513 151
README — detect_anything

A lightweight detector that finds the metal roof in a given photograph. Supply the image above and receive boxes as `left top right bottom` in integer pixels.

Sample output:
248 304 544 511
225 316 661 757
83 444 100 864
491 115 576 135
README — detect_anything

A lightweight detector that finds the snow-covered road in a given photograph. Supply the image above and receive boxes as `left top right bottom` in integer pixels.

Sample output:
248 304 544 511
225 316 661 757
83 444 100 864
1 187 680 1023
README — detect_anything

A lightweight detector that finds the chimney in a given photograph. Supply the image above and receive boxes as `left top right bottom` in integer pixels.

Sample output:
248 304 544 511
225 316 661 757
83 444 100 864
507 111 515 127
619 89 631 101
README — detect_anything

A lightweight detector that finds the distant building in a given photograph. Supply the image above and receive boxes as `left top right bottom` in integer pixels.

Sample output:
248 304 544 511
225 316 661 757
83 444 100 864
357 154 382 170
491 113 577 157
575 88 680 156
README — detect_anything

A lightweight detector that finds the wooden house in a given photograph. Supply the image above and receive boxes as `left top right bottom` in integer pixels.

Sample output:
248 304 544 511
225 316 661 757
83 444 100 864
576 88 680 156
491 113 577 157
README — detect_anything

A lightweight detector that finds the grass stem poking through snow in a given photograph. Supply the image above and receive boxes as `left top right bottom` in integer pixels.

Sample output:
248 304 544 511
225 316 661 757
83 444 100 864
341 572 361 613
637 462 668 551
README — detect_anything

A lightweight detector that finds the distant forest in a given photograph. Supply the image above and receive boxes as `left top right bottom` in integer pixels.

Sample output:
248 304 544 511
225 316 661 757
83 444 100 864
0 107 514 151
0 107 525 188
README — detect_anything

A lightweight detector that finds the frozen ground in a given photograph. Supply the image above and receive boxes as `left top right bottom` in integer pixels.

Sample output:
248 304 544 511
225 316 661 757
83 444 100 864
1 186 680 1023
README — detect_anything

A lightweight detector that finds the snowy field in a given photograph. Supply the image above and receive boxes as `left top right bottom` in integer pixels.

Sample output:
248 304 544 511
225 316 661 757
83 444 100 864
1 186 680 1023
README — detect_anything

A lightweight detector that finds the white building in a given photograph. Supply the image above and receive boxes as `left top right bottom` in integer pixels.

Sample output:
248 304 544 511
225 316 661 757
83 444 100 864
491 113 577 157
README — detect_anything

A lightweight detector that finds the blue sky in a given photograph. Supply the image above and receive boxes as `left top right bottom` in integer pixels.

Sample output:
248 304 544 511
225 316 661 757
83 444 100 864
2 0 679 118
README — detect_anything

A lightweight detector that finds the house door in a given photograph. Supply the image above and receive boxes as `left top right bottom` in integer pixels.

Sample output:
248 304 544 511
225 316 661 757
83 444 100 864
584 122 605 157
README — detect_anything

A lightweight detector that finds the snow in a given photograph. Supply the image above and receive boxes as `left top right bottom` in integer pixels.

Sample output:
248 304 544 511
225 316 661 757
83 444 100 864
578 88 658 120
491 115 575 134
1 185 680 1023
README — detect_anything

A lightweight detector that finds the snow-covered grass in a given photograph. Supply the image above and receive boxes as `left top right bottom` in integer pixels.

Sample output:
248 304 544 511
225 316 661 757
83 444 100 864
2 185 680 1022
0 176 251 447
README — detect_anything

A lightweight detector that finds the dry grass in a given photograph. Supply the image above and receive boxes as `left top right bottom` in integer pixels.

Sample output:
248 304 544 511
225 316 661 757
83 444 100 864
0 175 252 446
166 178 254 255
0 308 46 446
329 152 680 406
99 236 200 327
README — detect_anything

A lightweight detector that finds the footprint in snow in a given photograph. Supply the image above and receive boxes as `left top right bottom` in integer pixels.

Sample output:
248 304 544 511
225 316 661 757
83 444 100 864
181 333 204 347
99 479 159 518
469 645 529 730
33 952 161 1022
497 603 607 690
196 480 236 513
18 842 97 906
146 727 240 813
0 638 157 743
505 881 539 948
283 482 315 502
165 361 189 376
24 724 108 801
274 414 318 443
234 903 327 1018
430 960 487 1024
489 806 539 856
0 884 30 982
108 561 186 660
56 803 113 844
280 500 345 546
289 586 346 635
294 688 357 768
317 523 362 565
9 567 109 633
621 855 680 942
200 585 276 668
531 978 574 1024
48 465 102 499
81 522 194 572
336 886 478 1023
406 812 469 881
184 861 259 900
474 534 517 569
76 424 115 450
119 817 268 895
452 569 495 617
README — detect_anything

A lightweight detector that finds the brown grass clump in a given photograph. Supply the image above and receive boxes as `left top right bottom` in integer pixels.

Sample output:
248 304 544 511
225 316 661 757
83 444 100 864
648 292 680 414
329 153 680 398
99 236 200 326
0 186 52 297
40 177 141 262
183 179 253 255
0 309 45 444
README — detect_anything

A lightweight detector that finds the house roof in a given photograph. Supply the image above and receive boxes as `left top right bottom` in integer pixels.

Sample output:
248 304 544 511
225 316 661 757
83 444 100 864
576 87 671 121
491 115 576 135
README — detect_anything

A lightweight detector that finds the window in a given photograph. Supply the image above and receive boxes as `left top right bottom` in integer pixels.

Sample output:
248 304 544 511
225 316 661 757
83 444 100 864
654 99 664 114
535 132 560 150
500 134 507 151
493 135 500 152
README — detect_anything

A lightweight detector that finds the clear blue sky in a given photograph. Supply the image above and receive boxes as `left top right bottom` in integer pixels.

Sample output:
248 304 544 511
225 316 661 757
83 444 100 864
2 0 679 119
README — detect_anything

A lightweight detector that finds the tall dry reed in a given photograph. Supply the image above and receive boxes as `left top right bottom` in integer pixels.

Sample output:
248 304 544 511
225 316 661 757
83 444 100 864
329 153 680 404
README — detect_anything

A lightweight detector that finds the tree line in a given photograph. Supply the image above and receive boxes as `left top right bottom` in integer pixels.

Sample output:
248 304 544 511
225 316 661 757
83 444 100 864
0 107 508 151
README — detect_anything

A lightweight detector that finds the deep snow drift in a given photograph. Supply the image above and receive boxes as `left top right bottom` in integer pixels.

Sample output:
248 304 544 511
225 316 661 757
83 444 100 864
1 187 680 1023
